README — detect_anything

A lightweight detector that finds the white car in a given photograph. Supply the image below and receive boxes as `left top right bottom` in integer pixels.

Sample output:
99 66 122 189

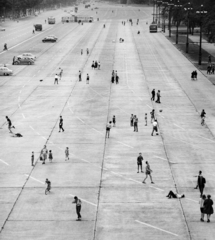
0 66 13 76
17 53 36 61
47 35 58 40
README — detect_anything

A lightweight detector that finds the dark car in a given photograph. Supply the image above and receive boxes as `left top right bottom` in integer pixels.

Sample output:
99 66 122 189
14 57 35 65
42 36 57 43
34 24 42 31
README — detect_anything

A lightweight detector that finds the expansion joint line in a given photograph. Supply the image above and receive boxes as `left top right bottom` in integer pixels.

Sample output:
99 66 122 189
129 24 192 240
93 19 118 240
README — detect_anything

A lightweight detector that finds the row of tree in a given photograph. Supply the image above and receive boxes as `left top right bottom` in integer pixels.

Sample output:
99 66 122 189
0 0 76 17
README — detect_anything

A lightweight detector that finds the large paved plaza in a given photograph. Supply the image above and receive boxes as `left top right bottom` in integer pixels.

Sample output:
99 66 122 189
0 2 215 240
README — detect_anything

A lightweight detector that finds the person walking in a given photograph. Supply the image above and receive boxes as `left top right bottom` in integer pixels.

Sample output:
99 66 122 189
134 115 138 132
204 195 214 222
137 153 143 173
145 113 147 126
48 150 53 162
79 70 82 81
12 56 16 65
151 89 155 101
111 75 114 83
65 147 69 161
116 74 119 84
112 115 116 127
151 119 159 136
6 116 15 133
31 152 34 166
86 48 89 55
106 121 112 138
142 161 154 184
150 109 155 123
199 195 206 222
130 114 134 126
32 29 35 34
91 61 95 69
40 145 48 165
54 74 59 84
86 74 89 84
195 171 206 197
81 49 83 55
59 68 63 80
98 61 101 70
200 109 206 126
155 90 161 103
59 116 65 132
72 196 82 221
208 55 212 63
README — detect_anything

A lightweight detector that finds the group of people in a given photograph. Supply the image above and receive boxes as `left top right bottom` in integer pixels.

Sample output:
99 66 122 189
37 145 70 165
81 48 89 55
54 68 63 84
191 70 198 80
206 64 215 75
136 153 154 183
91 60 100 69
151 89 161 103
111 70 119 84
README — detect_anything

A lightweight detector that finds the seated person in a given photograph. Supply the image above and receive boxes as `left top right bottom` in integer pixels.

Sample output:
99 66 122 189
166 190 185 199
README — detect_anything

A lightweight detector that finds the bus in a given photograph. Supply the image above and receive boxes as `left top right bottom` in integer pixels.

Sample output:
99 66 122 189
48 17 56 24
149 24 158 33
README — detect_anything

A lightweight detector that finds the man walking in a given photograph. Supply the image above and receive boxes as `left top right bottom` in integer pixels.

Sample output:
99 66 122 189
54 74 59 84
59 116 64 132
72 196 82 221
116 74 119 84
31 151 34 166
150 109 155 123
137 153 143 173
142 161 154 184
151 89 155 101
130 114 134 126
155 90 161 103
65 147 69 161
195 171 206 197
40 145 48 165
6 116 15 133
86 74 89 84
106 121 112 138
79 70 82 81
134 115 138 132
151 119 159 136
59 68 63 80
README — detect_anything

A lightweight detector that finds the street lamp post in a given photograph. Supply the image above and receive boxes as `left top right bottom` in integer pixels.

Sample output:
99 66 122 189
196 5 207 65
174 0 182 44
184 2 192 53
168 0 174 37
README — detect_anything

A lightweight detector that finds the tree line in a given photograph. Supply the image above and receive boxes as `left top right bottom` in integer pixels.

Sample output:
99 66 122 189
0 0 76 17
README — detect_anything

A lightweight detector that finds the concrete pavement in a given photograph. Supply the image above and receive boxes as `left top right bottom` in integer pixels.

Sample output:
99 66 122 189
0 2 215 240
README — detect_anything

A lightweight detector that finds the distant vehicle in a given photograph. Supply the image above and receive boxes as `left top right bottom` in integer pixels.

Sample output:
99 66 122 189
17 53 36 61
48 17 55 24
95 7 98 9
149 24 158 33
0 66 13 76
47 35 58 40
77 16 93 23
34 24 42 31
14 57 35 65
42 36 57 42
0 28 5 31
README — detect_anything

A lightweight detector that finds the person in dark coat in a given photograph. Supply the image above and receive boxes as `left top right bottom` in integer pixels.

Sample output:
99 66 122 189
151 89 155 101
195 171 206 197
204 195 213 222
111 75 114 83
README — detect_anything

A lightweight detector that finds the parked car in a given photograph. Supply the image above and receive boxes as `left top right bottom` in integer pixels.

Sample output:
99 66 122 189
0 66 13 76
42 36 57 42
17 53 36 61
0 28 6 31
14 57 35 65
